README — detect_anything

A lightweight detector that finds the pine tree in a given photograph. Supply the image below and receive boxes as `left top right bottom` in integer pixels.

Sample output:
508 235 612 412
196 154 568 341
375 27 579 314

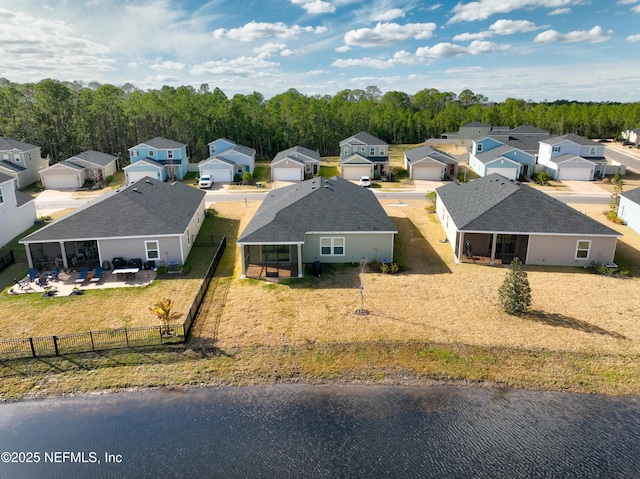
498 258 531 316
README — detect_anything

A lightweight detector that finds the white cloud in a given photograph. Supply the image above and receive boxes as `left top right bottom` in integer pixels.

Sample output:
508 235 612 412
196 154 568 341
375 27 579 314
281 49 294 56
290 0 336 14
453 31 492 41
427 4 442 10
548 7 571 14
306 69 331 75
332 50 418 69
344 22 437 47
616 0 639 5
633 4 640 12
416 40 509 57
489 19 539 35
150 60 185 71
534 26 613 43
371 8 405 21
449 0 584 23
189 56 280 77
445 66 487 74
254 43 288 58
627 34 640 42
335 45 351 52
214 21 324 42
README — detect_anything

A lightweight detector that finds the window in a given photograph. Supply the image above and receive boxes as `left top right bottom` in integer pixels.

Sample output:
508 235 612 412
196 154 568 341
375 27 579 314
167 150 174 159
370 147 375 156
589 147 596 156
380 147 385 156
15 154 20 162
576 240 590 259
210 145 216 155
145 241 160 260
320 237 345 256
148 150 155 156
552 146 561 153
343 148 349 155
132 150 139 157
476 143 483 152
0 187 3 204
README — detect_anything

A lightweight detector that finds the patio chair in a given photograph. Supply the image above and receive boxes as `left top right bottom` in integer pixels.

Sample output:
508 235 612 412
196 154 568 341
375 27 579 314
28 268 38 282
48 266 60 281
90 266 103 283
35 276 49 288
75 267 89 284
13 278 33 290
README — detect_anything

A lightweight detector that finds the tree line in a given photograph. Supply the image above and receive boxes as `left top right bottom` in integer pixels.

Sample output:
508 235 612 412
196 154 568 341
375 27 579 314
1 78 640 165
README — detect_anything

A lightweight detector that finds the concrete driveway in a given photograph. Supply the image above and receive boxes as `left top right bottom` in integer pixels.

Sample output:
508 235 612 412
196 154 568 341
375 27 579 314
560 180 610 196
34 188 100 216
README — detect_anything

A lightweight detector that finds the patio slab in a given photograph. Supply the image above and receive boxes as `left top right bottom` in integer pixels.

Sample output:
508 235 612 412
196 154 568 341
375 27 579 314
8 269 156 297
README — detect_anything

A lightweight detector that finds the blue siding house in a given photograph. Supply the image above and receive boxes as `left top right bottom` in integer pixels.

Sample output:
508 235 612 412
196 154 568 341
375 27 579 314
469 136 535 180
124 137 188 184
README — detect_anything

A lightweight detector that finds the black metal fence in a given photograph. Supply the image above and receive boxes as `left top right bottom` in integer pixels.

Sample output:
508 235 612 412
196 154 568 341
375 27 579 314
0 250 15 274
0 235 226 359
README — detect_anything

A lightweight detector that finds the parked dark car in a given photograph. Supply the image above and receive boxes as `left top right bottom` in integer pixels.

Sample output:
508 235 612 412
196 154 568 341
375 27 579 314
112 257 127 269
128 258 143 269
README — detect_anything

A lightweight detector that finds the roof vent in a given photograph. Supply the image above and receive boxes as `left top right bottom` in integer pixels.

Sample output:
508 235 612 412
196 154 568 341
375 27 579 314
145 179 152 184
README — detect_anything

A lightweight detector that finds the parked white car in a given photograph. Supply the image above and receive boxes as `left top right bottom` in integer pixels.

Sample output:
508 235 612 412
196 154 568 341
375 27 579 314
359 176 371 187
198 175 213 189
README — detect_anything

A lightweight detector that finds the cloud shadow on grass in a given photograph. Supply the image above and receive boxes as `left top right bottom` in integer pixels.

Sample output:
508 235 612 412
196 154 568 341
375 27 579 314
526 310 628 340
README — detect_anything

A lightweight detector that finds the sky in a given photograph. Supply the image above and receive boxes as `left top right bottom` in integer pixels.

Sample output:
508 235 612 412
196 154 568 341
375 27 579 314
1 0 639 102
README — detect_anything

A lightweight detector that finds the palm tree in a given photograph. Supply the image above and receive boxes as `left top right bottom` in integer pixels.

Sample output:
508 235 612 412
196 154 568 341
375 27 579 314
149 298 182 335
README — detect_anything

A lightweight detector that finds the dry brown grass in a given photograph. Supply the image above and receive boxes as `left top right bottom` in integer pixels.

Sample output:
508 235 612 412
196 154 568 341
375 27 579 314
197 201 640 359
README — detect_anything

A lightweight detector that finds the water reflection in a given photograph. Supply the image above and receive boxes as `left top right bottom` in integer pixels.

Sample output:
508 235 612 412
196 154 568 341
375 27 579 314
1 384 639 478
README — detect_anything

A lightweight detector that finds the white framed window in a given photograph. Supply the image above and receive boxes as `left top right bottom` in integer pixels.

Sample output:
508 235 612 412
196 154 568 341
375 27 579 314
576 240 590 259
148 150 155 156
320 237 345 256
344 148 349 156
370 147 375 155
552 146 561 152
589 147 596 156
379 147 385 156
476 143 483 152
167 150 174 159
145 240 160 260
132 150 139 157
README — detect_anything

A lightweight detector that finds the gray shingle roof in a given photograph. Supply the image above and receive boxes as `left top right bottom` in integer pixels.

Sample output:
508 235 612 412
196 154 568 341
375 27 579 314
59 160 85 171
405 145 458 165
69 150 117 167
509 125 549 134
272 146 320 163
135 137 186 149
20 178 205 243
620 186 640 205
462 121 489 128
0 172 13 183
436 173 620 236
340 131 388 146
0 137 39 152
15 190 35 207
237 176 397 244
475 145 523 164
0 160 26 172
543 133 600 147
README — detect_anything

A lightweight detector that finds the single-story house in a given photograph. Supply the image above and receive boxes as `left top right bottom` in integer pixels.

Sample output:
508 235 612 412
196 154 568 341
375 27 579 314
271 146 320 181
404 145 458 180
199 138 256 183
39 150 118 189
237 176 397 278
0 172 37 248
20 177 206 271
436 173 620 266
619 187 640 234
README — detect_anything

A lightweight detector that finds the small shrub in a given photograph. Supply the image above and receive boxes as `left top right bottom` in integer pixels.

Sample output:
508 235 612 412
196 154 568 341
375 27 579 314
380 262 399 274
242 171 253 184
105 175 114 184
534 171 552 186
369 260 381 272
457 171 466 183
498 258 531 316
602 177 611 184
606 211 626 225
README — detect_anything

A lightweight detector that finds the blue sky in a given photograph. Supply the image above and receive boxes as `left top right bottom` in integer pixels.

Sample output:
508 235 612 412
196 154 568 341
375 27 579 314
1 0 639 102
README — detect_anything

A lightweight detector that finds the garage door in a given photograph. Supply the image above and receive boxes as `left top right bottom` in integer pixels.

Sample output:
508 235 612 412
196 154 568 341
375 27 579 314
558 168 592 181
486 168 517 181
43 175 79 189
273 168 302 181
342 165 371 180
127 171 157 184
412 166 441 180
204 169 233 183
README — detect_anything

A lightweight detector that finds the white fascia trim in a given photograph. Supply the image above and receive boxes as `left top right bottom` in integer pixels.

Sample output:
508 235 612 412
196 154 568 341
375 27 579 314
306 230 398 234
459 230 621 238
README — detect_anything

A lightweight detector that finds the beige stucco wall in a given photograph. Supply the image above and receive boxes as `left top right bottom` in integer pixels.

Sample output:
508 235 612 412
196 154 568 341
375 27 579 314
526 234 617 266
302 232 394 264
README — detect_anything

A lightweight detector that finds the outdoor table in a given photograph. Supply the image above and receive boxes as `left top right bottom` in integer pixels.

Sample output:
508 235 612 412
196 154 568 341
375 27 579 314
112 268 140 280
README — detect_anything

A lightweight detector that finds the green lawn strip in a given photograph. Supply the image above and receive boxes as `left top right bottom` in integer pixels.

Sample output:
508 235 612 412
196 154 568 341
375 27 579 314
2 341 639 401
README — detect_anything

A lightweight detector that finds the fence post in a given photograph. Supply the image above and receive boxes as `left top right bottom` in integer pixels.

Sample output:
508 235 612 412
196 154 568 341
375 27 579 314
159 325 163 343
29 337 36 357
125 328 129 347
89 331 95 351
53 336 59 356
